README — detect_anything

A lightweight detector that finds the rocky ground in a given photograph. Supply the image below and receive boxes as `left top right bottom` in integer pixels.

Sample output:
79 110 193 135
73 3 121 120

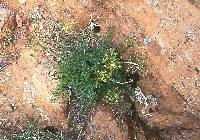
0 0 200 139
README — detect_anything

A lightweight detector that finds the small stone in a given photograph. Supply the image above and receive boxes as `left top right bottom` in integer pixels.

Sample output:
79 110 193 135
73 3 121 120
195 66 200 73
185 31 194 41
143 36 152 47
83 0 88 6
1 101 12 113
18 0 27 5
0 61 10 71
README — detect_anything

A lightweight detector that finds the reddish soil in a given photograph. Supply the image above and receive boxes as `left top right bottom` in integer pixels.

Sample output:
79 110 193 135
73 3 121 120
85 106 129 140
0 42 67 131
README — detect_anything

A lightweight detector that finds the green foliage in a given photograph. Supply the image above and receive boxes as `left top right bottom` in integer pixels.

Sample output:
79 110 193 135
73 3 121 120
128 52 146 75
1 28 15 47
26 31 45 49
12 121 65 140
57 20 75 33
54 31 140 112
128 36 137 47
105 26 113 42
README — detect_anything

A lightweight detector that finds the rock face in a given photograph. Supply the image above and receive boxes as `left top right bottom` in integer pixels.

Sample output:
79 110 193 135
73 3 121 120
188 0 200 9
79 0 200 138
0 47 67 131
87 0 200 139
0 4 10 30
1 0 200 139
0 4 16 31
0 4 17 48
128 0 200 129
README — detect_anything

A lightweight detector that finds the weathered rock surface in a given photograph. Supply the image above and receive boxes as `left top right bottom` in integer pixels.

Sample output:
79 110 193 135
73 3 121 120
78 1 200 138
1 0 200 139
0 4 16 31
0 47 67 131
0 4 17 48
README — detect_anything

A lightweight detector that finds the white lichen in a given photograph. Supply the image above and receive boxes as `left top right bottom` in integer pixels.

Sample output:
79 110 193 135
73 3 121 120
134 87 158 116
24 81 37 96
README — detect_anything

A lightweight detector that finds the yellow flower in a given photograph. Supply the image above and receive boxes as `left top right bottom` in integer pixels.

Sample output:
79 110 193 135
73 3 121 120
59 20 75 33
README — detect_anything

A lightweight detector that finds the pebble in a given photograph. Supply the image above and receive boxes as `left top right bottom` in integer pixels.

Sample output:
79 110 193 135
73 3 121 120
0 61 10 71
18 0 27 5
143 36 152 47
